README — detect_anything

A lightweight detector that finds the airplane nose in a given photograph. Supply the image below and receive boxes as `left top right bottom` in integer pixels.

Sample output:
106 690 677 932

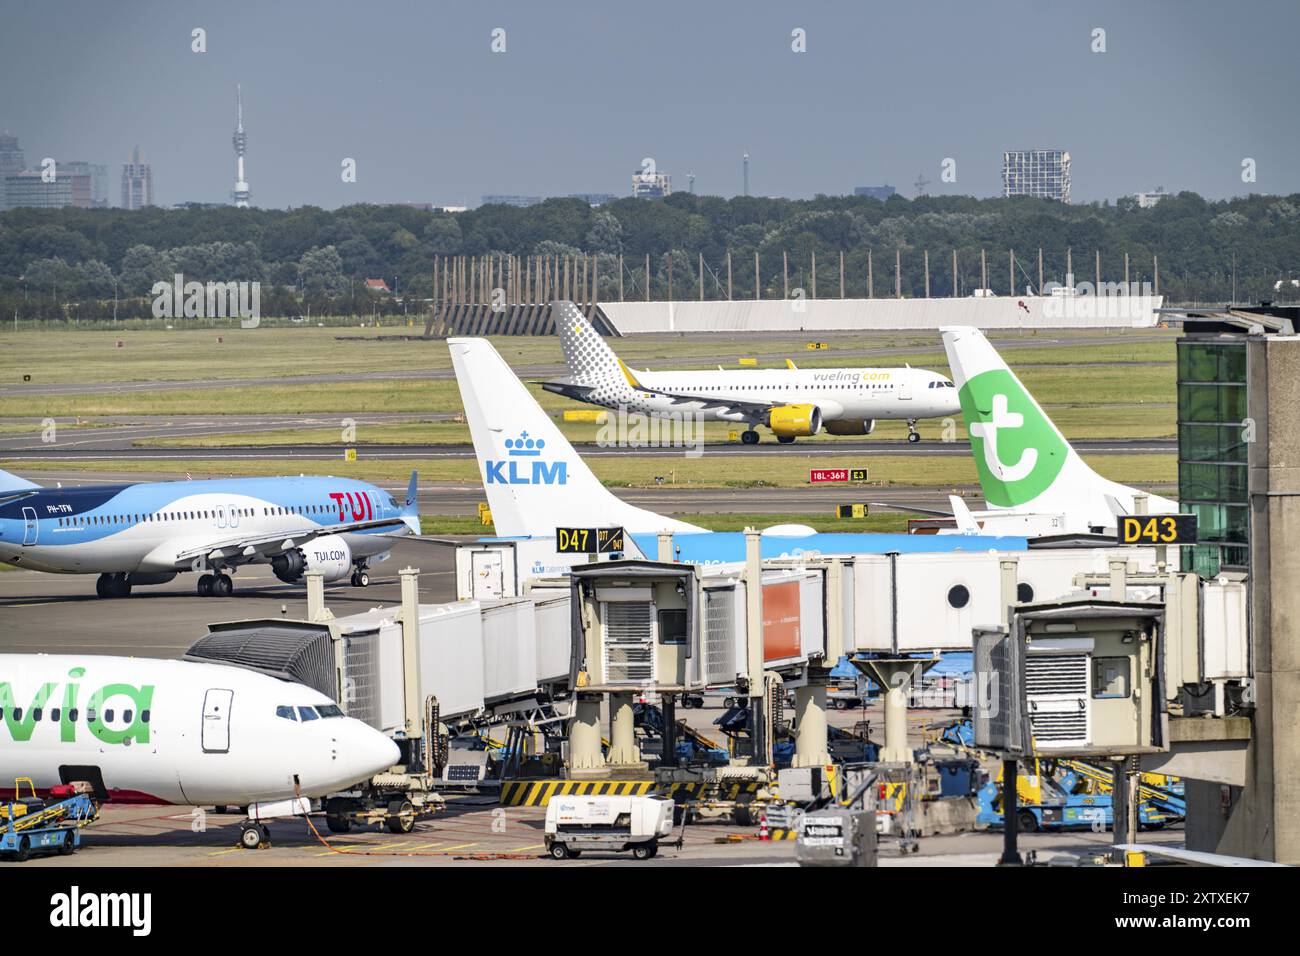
349 723 400 778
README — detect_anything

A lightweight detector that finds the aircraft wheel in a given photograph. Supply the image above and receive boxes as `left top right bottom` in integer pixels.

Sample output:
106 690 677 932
95 574 112 598
777 435 796 444
212 574 233 598
352 571 369 588
907 431 921 444
239 824 264 849
741 430 759 445
197 574 214 596
110 575 132 598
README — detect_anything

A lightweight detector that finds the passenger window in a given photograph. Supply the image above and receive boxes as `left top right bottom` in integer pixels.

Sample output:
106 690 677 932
69 708 79 721
32 707 42 720
297 706 319 721
123 709 133 723
104 709 115 722
12 708 21 720
50 707 60 720
141 709 150 723
276 705 297 721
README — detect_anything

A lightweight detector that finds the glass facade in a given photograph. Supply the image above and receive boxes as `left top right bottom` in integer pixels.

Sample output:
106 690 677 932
1177 336 1249 576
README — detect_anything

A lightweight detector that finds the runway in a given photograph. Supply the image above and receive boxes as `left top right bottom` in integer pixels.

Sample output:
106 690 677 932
0 437 1176 459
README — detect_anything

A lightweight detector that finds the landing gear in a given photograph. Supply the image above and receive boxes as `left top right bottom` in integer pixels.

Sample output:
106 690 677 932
741 429 760 445
350 569 369 588
239 822 270 849
907 419 921 443
198 572 233 597
95 573 131 598
776 435 796 444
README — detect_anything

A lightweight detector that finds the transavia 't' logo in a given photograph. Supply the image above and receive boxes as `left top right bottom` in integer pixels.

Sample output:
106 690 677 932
958 369 1067 507
485 431 568 486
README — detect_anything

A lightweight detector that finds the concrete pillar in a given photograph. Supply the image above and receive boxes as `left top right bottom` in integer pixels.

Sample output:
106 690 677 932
882 675 909 763
398 567 422 740
305 571 331 622
791 679 831 768
567 694 605 772
607 692 640 765
1109 558 1128 601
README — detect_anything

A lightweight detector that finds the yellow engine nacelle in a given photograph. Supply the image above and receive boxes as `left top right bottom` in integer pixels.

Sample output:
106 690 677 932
824 418 875 436
767 404 823 438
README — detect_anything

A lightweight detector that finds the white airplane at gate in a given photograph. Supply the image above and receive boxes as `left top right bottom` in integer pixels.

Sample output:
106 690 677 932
542 301 959 444
0 655 398 823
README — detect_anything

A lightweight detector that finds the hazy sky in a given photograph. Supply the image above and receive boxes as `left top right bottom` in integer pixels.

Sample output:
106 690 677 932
3 0 1297 208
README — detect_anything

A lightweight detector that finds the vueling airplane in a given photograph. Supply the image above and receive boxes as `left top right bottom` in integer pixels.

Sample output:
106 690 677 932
0 469 420 598
940 326 1177 535
542 301 960 444
0 654 398 843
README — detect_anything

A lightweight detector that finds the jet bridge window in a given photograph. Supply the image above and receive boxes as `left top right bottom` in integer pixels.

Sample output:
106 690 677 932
1092 657 1131 699
658 608 688 645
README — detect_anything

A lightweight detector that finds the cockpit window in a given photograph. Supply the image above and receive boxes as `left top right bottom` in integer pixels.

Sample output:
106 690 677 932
316 704 344 718
276 705 297 721
297 706 319 721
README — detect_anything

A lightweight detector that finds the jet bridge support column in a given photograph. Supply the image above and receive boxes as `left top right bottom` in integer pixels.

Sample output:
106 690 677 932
568 694 605 774
607 693 644 769
792 669 831 768
854 658 936 764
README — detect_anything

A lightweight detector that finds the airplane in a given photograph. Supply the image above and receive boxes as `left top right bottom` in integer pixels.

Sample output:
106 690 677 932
540 300 960 444
935 325 1178 535
0 468 421 598
0 653 399 846
450 335 705 539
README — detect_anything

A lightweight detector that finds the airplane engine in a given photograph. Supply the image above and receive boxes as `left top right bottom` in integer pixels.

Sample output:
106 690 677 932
767 403 823 439
824 418 875 436
271 534 353 583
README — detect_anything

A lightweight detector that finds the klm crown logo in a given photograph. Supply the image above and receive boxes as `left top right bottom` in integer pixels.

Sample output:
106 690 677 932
486 431 568 486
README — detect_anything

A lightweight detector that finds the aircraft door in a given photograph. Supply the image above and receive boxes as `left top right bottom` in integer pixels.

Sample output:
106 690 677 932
201 688 234 754
898 373 913 401
21 507 37 545
228 502 240 529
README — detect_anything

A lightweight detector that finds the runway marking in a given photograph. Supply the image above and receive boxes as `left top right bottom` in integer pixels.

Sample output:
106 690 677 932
510 843 544 853
439 842 478 851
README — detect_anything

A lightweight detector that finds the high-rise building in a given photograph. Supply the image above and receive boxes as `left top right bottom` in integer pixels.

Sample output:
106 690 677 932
232 84 250 207
632 168 670 199
3 171 73 209
0 131 25 210
1001 149 1070 203
121 146 153 210
854 184 896 201
62 161 110 208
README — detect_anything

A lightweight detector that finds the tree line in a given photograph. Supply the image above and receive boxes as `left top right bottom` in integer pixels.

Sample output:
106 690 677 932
0 190 1297 321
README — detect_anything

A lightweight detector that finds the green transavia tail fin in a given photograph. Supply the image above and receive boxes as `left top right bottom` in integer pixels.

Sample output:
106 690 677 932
940 326 1175 525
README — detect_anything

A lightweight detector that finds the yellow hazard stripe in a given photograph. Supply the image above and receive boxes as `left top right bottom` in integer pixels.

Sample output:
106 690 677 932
767 829 798 841
498 780 654 806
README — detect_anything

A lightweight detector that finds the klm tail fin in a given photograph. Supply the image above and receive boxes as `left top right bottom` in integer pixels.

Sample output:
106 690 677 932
0 468 39 493
448 337 703 538
555 300 631 389
940 326 1175 524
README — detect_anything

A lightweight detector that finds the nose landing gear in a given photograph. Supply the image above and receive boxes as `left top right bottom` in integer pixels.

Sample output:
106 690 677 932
907 419 921 443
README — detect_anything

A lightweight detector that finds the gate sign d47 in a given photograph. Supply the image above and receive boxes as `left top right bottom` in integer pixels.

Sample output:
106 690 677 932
556 526 626 554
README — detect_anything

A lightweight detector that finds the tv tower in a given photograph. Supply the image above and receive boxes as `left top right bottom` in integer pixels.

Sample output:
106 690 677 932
742 151 750 197
231 84 250 207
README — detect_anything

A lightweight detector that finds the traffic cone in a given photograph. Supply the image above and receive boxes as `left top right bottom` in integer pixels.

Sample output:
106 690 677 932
758 813 770 841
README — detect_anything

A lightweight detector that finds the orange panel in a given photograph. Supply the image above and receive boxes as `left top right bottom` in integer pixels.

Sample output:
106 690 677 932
763 580 802 661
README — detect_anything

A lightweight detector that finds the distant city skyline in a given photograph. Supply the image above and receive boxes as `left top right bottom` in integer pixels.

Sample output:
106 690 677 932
1 0 1298 209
